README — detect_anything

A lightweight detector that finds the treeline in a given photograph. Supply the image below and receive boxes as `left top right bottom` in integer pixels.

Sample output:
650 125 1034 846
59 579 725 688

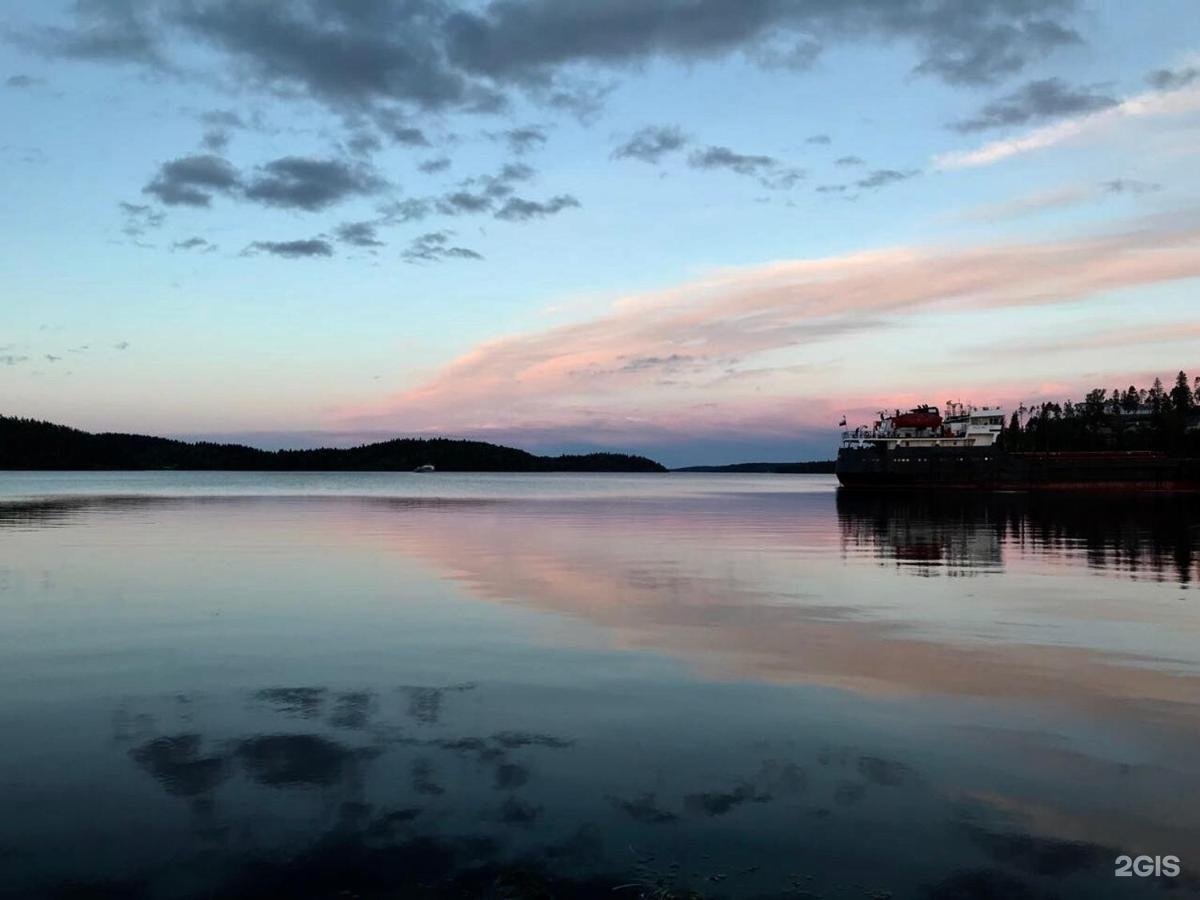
0 416 666 472
1003 370 1200 454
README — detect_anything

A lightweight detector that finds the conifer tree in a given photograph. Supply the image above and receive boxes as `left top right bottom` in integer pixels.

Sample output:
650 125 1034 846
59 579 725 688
1170 371 1194 412
1149 377 1165 414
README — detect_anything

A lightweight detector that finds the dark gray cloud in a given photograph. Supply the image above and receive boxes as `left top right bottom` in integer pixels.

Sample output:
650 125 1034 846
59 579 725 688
913 16 1080 85
5 74 44 88
374 108 432 146
805 133 832 145
477 161 535 196
1101 178 1161 195
198 109 246 151
1146 65 1199 91
144 153 385 212
335 221 384 247
388 126 431 147
402 231 483 263
856 168 920 189
951 77 1117 132
688 145 776 176
347 129 384 157
380 197 433 223
143 154 241 207
494 194 580 221
418 156 452 174
113 340 131 350
612 125 688 164
28 0 1084 136
835 155 865 166
816 169 917 195
243 157 387 211
22 1 1088 254
543 80 614 122
444 0 1081 87
750 35 822 71
170 2 500 114
438 162 536 213
171 236 214 251
201 128 230 152
758 167 805 190
497 125 548 154
27 0 167 67
119 201 166 236
245 238 333 259
686 144 804 190
436 190 494 215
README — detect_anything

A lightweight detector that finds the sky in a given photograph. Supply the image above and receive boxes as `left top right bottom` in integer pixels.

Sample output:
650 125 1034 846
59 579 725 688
1 0 1199 466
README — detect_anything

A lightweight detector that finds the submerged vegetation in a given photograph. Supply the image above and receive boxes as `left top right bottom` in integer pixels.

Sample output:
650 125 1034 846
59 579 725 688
0 416 666 472
1002 370 1200 454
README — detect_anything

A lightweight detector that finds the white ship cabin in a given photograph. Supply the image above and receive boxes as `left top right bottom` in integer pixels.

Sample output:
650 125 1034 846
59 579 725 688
841 403 1006 449
942 402 1006 445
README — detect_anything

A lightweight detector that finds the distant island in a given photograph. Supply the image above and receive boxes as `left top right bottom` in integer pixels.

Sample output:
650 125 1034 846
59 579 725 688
0 416 666 473
673 461 834 473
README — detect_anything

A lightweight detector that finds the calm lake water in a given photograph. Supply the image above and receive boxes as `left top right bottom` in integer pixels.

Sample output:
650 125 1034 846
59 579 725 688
1 473 1199 899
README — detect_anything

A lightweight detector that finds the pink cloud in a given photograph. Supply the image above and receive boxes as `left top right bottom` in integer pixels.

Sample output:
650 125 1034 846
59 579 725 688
337 216 1200 444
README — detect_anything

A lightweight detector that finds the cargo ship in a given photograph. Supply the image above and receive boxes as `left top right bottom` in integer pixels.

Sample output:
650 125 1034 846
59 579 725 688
836 403 1200 490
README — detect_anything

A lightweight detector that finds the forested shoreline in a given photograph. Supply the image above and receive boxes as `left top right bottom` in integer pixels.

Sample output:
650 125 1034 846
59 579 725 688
0 416 666 472
1002 370 1200 454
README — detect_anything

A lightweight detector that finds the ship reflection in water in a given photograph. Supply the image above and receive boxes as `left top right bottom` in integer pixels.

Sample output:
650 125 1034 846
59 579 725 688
1 475 1199 899
837 489 1200 583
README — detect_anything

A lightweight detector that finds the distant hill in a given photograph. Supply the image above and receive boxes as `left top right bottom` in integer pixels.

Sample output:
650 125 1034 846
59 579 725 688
0 416 666 472
673 461 835 473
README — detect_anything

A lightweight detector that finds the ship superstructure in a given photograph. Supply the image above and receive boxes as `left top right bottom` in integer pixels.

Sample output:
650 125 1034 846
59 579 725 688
835 402 1196 490
841 402 1005 451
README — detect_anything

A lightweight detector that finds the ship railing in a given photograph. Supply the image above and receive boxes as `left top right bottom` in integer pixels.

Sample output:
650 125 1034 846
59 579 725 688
841 427 889 440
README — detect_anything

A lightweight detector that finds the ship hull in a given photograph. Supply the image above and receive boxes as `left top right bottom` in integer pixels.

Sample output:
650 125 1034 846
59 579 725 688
836 446 1200 491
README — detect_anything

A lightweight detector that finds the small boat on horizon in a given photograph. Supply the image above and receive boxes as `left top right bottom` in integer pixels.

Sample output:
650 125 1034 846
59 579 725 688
413 464 435 473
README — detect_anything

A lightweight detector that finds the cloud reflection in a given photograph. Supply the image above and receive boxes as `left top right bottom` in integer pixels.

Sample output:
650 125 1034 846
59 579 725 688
382 491 1200 745
8 490 1200 897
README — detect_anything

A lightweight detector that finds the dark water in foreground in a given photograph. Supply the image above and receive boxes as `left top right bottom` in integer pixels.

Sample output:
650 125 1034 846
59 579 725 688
1 473 1199 899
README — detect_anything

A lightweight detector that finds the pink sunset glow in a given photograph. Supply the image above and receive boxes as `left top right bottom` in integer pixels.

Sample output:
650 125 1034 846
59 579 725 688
337 215 1200 449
